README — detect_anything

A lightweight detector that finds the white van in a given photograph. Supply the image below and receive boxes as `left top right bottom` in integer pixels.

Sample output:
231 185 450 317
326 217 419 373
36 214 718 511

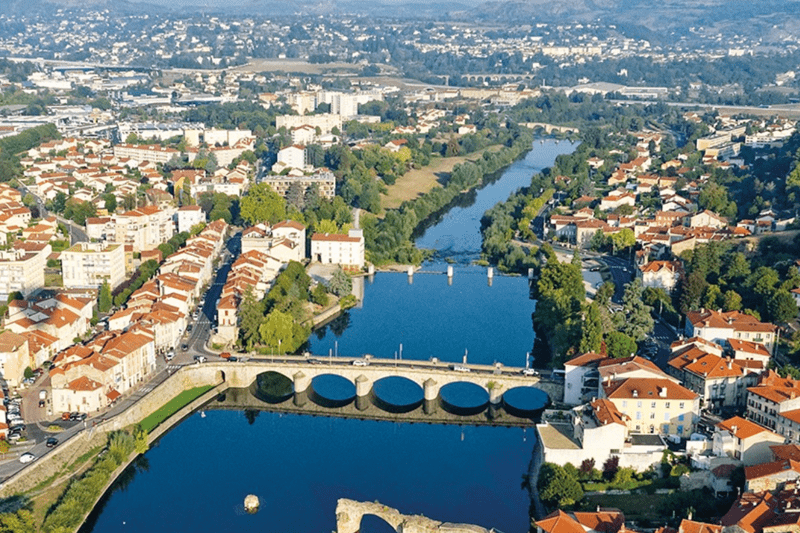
450 364 471 372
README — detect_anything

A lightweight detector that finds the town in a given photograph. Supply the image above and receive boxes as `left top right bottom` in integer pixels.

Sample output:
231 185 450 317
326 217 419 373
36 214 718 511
1 2 800 533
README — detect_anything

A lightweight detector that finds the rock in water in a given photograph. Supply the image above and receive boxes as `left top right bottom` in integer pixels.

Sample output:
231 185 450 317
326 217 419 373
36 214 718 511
244 494 259 514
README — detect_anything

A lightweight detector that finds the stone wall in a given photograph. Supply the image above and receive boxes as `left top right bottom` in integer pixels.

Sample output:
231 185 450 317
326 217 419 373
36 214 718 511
335 499 490 533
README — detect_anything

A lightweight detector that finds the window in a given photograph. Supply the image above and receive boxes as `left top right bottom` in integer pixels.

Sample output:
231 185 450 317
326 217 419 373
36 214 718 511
678 414 685 421
651 402 657 409
636 411 642 420
650 412 656 419
665 412 670 421
622 401 627 408
637 401 642 408
662 424 670 433
665 402 671 409
679 402 685 409
677 425 684 434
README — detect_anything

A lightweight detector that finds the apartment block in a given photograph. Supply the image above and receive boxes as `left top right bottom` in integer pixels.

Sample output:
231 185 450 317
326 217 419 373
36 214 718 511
61 242 126 290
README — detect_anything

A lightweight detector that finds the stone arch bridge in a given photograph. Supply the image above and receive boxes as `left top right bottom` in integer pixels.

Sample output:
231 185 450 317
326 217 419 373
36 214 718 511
209 356 562 407
336 498 498 533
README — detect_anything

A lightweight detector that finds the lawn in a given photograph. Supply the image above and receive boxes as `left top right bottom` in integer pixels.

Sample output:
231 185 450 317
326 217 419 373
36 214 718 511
583 493 669 521
139 385 213 433
380 145 503 212
44 273 62 287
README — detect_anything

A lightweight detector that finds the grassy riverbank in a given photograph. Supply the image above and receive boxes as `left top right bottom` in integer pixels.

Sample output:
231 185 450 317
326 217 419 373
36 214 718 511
139 385 214 433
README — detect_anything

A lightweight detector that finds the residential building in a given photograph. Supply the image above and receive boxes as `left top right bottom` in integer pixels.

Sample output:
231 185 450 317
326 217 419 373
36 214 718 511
261 170 335 200
0 242 51 300
745 371 800 442
0 331 30 387
685 309 778 354
537 398 667 471
311 229 365 269
61 242 125 290
713 416 784 466
638 260 682 293
176 205 205 234
603 377 700 437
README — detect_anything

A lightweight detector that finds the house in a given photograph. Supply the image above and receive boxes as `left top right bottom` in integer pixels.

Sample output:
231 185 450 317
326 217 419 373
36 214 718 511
668 350 761 413
638 260 682 293
685 309 778 355
713 416 784 465
176 205 205 234
0 331 31 387
745 371 800 442
0 242 51 300
537 398 667 471
535 509 629 533
310 229 365 269
603 377 699 437
745 460 800 492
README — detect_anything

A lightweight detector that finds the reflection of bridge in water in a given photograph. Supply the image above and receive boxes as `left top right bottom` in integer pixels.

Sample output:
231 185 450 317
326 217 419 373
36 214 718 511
208 386 542 427
336 498 501 533
192 358 562 426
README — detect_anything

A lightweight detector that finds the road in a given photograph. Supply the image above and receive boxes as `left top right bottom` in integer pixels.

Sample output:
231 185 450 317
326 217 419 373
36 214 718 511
0 232 241 482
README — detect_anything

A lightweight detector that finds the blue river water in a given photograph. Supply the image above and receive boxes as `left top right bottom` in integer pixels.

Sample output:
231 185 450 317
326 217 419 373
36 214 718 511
81 139 576 533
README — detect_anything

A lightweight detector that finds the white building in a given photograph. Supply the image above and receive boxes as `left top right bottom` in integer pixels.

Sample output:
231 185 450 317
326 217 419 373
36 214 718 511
311 229 365 269
176 205 205 234
0 242 51 300
61 242 126 290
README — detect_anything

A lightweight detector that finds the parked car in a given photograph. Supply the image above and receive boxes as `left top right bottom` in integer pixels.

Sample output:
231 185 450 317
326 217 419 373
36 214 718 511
181 344 189 351
193 355 207 363
61 412 71 421
228 356 238 362
46 437 58 448
165 351 175 361
19 453 35 463
7 433 20 442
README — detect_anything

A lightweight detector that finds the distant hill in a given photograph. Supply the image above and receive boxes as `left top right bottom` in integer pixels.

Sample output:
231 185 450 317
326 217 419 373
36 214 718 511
465 0 800 36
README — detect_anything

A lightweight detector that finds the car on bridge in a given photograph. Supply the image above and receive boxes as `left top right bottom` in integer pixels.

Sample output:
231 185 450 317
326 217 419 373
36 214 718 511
521 368 539 376
450 365 470 372
352 359 369 366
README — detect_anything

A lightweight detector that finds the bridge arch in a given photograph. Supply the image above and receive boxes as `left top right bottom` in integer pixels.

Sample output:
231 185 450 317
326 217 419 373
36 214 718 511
439 381 489 416
371 376 424 413
309 373 356 408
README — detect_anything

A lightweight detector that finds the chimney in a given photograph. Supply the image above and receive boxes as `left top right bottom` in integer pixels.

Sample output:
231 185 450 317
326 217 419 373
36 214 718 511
732 425 738 434
792 391 797 400
660 387 668 398
727 358 733 370
633 389 639 397
688 509 693 521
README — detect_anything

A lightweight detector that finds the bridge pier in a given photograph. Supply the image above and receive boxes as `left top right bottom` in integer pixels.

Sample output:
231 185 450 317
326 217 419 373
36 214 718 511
294 389 309 407
294 371 311 394
424 378 439 415
355 375 372 412
488 384 504 405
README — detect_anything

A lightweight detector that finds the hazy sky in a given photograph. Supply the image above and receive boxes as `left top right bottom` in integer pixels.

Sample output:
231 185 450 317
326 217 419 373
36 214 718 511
120 0 488 6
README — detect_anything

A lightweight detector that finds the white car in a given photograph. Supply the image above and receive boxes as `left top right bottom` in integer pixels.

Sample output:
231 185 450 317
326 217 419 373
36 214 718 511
521 368 539 376
352 359 369 367
19 452 35 464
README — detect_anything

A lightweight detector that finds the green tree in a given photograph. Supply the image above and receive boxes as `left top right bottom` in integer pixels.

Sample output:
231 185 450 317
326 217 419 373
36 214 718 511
606 331 638 359
240 183 287 225
579 303 603 354
621 279 654 341
768 290 799 323
259 309 295 353
311 284 329 306
537 462 584 509
133 424 149 454
329 267 352 297
238 286 265 350
722 290 743 311
316 219 339 234
609 228 635 253
98 280 112 313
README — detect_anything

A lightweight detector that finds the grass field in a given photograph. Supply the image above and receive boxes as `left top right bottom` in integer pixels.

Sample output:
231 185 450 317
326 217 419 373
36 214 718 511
44 273 62 287
140 385 214 433
380 145 503 212
583 493 668 521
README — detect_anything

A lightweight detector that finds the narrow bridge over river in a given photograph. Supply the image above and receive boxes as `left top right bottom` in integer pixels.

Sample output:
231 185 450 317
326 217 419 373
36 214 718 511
209 356 562 408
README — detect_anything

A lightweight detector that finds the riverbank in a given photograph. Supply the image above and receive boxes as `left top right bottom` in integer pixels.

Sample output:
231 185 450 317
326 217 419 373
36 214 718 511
380 145 503 212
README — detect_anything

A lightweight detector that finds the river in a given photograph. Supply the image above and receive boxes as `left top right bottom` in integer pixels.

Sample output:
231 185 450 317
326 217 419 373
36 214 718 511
81 139 577 533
